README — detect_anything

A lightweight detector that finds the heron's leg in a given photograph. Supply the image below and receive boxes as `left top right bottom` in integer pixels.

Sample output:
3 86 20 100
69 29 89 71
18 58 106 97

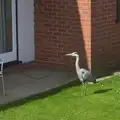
80 81 84 96
83 82 87 96
84 83 86 96
84 82 87 96
82 83 85 96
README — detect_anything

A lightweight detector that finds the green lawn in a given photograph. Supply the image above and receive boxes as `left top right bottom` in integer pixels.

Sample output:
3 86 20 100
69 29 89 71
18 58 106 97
0 75 120 120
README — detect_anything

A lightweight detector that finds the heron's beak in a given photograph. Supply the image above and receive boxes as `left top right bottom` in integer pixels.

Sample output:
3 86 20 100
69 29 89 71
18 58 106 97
65 53 72 56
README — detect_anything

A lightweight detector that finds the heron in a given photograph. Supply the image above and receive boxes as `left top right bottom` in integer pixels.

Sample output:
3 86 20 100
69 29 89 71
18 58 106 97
65 52 96 95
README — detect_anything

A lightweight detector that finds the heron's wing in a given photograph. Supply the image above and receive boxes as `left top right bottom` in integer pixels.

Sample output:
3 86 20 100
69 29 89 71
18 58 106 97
80 69 94 82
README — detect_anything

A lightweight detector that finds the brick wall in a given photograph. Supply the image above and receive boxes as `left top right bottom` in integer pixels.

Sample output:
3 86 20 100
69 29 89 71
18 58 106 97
35 0 92 71
91 0 120 77
35 0 120 77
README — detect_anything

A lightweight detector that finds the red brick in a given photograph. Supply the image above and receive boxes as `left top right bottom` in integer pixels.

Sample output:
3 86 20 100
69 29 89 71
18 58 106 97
91 0 119 77
35 0 92 72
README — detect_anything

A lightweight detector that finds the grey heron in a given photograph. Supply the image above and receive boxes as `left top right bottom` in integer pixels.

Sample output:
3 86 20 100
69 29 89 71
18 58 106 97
65 52 96 95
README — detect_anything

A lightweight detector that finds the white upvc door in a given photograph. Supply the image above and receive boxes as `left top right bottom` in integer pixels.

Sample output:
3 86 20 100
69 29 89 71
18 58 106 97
0 0 17 63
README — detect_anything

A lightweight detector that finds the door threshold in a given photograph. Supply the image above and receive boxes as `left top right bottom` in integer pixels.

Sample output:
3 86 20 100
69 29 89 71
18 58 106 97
3 61 22 69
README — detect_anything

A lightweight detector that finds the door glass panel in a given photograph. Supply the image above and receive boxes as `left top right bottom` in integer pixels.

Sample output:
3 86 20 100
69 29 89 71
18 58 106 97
0 0 12 54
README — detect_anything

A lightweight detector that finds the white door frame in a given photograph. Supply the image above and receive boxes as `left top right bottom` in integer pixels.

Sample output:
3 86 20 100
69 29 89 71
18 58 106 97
0 0 17 63
17 0 35 63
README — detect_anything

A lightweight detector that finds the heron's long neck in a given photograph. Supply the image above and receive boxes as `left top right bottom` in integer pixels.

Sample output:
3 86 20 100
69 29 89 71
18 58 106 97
75 56 80 71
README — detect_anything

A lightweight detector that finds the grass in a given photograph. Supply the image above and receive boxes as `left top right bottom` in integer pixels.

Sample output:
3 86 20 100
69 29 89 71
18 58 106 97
0 75 120 120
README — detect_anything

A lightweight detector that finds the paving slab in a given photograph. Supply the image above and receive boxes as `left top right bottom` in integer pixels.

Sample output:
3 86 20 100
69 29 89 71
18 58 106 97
0 65 77 104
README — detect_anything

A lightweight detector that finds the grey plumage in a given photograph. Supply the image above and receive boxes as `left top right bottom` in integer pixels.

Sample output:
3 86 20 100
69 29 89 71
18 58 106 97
65 52 96 95
77 68 96 84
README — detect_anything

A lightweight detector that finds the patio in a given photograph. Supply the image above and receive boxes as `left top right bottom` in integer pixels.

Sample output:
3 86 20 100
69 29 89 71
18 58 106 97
0 63 77 105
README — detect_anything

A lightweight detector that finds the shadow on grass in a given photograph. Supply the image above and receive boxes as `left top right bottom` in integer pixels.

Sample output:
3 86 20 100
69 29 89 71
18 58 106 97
0 79 81 111
94 88 113 94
